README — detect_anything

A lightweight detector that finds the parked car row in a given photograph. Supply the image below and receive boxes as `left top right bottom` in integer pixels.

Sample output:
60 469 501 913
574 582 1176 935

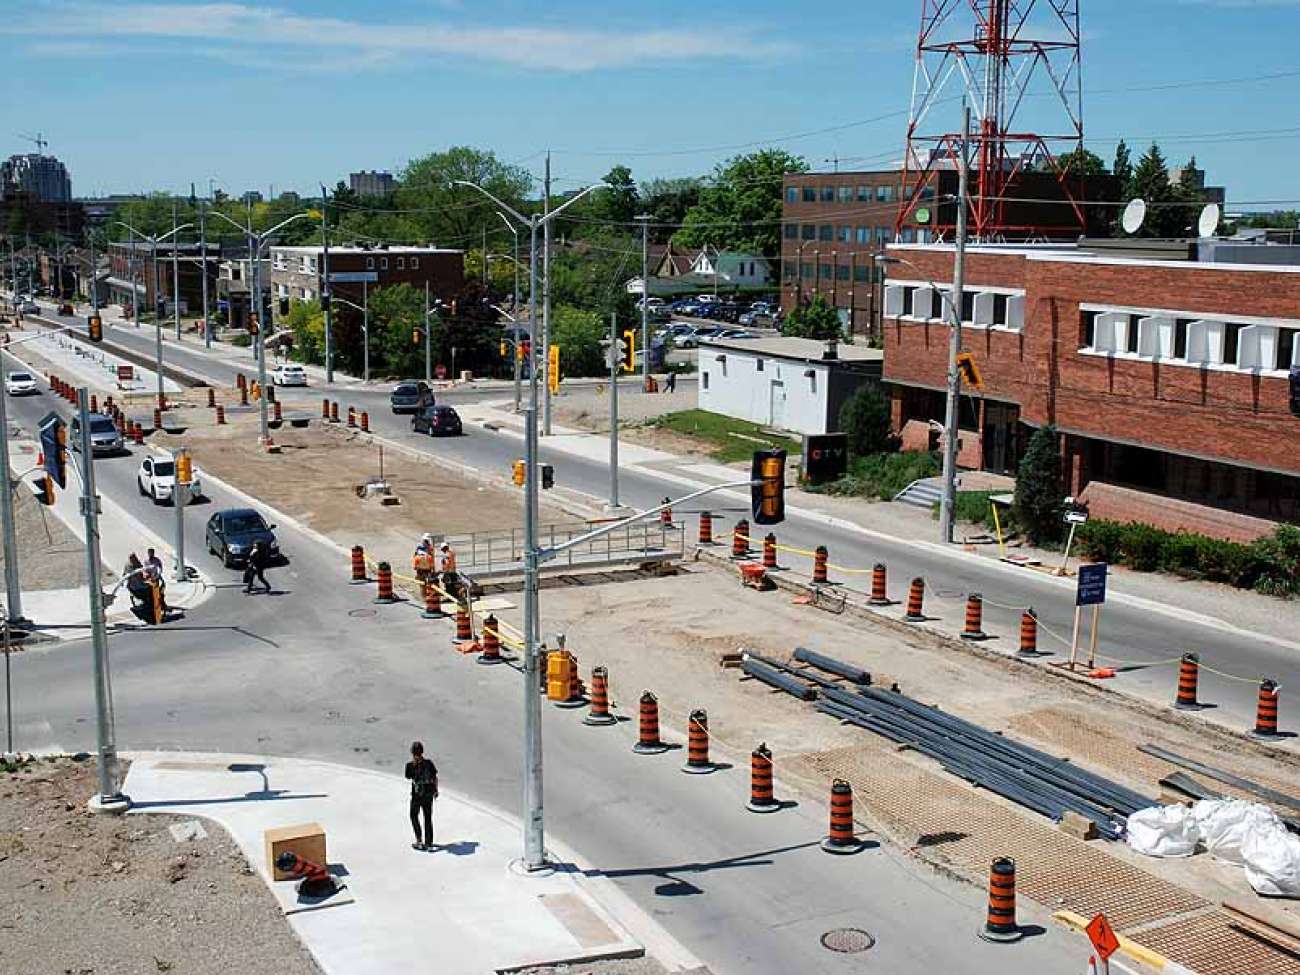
659 322 760 349
661 295 781 326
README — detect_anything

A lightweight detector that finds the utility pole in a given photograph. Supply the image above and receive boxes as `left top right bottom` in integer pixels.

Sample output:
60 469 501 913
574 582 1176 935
151 236 164 409
78 388 127 813
608 311 620 510
0 350 25 625
251 230 271 442
938 106 971 545
542 152 553 436
171 200 182 341
482 224 488 290
88 230 98 317
199 201 210 348
172 448 186 583
362 279 370 384
424 281 432 385
319 186 333 384
637 214 651 392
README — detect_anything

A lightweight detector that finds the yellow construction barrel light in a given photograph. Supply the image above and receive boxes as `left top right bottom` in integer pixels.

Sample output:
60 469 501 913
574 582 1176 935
751 448 786 526
512 459 526 487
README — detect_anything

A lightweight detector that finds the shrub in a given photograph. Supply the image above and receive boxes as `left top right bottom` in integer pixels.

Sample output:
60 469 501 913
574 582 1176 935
839 383 893 456
781 295 842 340
1252 524 1300 598
943 490 1003 531
811 450 939 501
1013 425 1064 544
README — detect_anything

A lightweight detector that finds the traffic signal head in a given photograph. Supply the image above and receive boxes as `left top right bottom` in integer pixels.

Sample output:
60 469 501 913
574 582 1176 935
751 449 786 525
176 452 193 485
541 463 555 490
247 312 259 336
39 414 67 490
87 315 103 343
279 296 290 316
412 327 421 346
499 341 508 358
956 351 983 389
36 474 54 506
620 329 636 373
512 459 525 486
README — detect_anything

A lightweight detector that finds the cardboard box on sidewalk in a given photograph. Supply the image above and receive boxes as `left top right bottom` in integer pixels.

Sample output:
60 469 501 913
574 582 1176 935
265 823 326 880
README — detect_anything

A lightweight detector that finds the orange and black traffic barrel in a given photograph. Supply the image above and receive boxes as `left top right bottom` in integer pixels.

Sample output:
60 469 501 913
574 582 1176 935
820 778 864 854
1017 609 1038 656
477 614 502 665
731 519 749 558
454 606 473 642
632 691 668 754
812 546 829 585
1173 653 1201 710
978 857 1022 942
746 742 779 813
350 545 367 584
869 563 888 605
698 511 713 545
762 534 777 569
374 561 397 603
682 709 712 774
1252 679 1280 739
961 593 986 640
904 578 925 621
421 581 443 617
583 666 617 726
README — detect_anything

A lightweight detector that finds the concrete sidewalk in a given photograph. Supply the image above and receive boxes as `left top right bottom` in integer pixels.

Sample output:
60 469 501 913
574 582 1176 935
122 752 699 975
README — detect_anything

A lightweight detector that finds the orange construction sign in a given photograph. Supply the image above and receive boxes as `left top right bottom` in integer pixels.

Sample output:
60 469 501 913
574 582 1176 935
1085 913 1119 961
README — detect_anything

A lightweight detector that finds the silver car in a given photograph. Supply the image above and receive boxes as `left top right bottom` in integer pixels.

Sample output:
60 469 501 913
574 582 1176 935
70 413 125 455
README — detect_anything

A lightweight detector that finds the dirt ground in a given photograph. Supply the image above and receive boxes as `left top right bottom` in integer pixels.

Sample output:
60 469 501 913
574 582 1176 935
146 403 568 558
0 756 320 975
0 457 86 591
508 562 1300 933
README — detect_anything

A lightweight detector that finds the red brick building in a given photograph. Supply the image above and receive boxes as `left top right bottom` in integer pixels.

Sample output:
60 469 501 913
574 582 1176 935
882 242 1300 538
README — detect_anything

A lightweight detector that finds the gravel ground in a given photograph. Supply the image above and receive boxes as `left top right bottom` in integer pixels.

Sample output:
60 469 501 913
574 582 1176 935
552 383 697 433
0 756 321 975
0 459 87 591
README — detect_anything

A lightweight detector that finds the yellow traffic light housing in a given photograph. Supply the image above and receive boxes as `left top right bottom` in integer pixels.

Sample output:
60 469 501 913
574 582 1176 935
499 341 508 358
36 474 55 505
512 459 525 487
87 315 103 343
412 327 422 346
620 329 636 373
956 351 983 390
176 452 193 485
751 449 786 525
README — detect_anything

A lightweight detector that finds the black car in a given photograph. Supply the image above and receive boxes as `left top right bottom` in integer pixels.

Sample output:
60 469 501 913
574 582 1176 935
390 380 433 414
411 404 463 437
205 508 279 567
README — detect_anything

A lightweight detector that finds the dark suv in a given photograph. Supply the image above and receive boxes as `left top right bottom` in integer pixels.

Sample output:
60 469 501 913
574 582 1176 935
205 508 279 567
390 380 432 414
412 404 463 437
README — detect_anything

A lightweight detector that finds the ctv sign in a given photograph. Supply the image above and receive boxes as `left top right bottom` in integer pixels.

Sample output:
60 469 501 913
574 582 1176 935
802 433 848 484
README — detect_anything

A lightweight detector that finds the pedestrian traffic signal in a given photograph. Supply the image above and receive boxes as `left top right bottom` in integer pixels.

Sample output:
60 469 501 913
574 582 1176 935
247 313 259 336
751 448 786 525
35 473 55 506
38 413 67 490
521 338 531 363
956 351 983 390
620 329 636 373
541 463 554 490
512 459 525 486
176 451 193 485
412 327 421 346
279 296 290 316
87 315 103 343
548 345 560 395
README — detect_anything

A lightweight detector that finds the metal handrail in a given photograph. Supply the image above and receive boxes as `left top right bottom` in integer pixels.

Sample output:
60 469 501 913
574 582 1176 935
435 520 684 576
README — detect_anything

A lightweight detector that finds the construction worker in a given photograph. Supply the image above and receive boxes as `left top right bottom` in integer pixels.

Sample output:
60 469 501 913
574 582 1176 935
439 542 459 598
412 534 436 584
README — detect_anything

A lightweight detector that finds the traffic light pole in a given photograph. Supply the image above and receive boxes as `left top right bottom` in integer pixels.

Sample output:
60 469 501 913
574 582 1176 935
320 187 334 384
0 358 25 625
77 388 127 814
171 449 186 584
937 106 970 546
424 282 432 385
608 311 620 511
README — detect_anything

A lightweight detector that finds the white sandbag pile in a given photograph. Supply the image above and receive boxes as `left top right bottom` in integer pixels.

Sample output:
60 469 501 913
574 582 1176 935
1127 799 1300 897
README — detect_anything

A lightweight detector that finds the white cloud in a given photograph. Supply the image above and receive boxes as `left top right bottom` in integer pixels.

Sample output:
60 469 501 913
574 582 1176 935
8 2 793 72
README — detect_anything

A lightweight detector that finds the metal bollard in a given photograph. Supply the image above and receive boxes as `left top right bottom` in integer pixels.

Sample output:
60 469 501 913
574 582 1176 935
978 858 1022 942
682 709 712 773
961 593 987 640
904 578 925 621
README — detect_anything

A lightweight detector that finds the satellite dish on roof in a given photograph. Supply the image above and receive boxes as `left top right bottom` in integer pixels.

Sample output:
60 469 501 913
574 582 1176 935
1121 198 1147 235
1197 203 1221 239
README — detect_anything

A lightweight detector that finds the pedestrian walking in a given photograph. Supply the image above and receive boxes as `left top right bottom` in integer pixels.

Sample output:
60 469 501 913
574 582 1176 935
664 371 677 394
123 553 149 609
405 741 439 850
243 540 273 594
143 547 169 612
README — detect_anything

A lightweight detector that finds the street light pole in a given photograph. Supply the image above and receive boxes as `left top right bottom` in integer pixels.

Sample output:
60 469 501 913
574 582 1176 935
938 107 970 545
608 310 620 510
0 353 25 625
320 186 334 383
542 152 553 436
199 202 210 348
636 214 651 392
362 279 370 384
171 200 182 341
424 281 432 385
117 220 192 411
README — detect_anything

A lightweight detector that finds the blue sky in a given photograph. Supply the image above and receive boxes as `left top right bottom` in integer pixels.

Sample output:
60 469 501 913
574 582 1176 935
2 0 1298 207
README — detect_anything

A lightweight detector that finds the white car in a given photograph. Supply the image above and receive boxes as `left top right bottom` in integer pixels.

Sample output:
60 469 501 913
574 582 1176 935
137 454 202 505
4 371 38 396
271 363 308 386
19 301 39 315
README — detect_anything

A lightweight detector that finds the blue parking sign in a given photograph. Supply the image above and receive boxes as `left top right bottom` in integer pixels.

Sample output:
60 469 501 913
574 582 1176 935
1076 563 1107 606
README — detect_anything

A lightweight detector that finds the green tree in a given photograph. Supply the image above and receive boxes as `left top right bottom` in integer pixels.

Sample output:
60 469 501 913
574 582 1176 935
781 295 842 340
839 383 893 454
550 304 607 378
1128 143 1192 238
285 298 325 365
674 148 808 258
593 165 638 227
369 284 426 377
1013 425 1064 544
1053 147 1107 177
1112 140 1133 197
641 177 702 243
395 147 532 251
549 231 639 323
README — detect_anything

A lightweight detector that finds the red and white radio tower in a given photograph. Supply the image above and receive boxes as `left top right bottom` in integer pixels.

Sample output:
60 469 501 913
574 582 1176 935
897 1 1086 239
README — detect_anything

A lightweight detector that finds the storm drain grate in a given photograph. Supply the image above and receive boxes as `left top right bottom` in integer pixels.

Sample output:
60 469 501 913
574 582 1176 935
820 928 875 953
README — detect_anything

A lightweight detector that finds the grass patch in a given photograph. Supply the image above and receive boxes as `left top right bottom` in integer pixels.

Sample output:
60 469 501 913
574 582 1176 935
807 450 940 500
649 410 802 464
931 489 1002 530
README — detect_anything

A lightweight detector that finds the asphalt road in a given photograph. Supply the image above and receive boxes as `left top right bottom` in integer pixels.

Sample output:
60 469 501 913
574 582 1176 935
2 357 1083 974
73 313 1300 736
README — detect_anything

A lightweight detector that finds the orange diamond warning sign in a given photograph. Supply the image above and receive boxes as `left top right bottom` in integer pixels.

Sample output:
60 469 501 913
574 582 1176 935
1085 913 1119 961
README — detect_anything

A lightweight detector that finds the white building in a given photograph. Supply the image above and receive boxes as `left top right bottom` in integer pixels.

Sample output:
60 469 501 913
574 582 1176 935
690 246 772 288
697 336 882 435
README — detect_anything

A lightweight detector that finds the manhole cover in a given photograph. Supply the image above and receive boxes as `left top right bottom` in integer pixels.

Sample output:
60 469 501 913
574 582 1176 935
348 608 378 618
820 928 875 953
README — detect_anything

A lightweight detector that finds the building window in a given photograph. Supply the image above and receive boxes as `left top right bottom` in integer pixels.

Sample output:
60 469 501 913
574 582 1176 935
397 257 405 269
702 372 709 390
756 358 765 372
855 226 869 244
820 263 833 279
853 265 869 282
786 187 798 203
900 228 916 243
876 185 895 202
1224 323 1243 365
784 223 798 240
836 265 850 281
1279 327 1297 369
801 224 816 241
1081 309 1099 347
783 263 797 281
838 225 852 243
820 186 835 202
411 257 419 269
818 225 834 241
380 257 389 269
802 187 816 202
837 186 853 203
302 287 313 300
800 263 813 280
857 185 870 202
366 257 375 269
874 227 889 246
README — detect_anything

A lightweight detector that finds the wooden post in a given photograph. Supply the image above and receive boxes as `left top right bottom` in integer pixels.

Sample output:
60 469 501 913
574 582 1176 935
1068 605 1082 671
1087 604 1101 669
1057 521 1078 576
